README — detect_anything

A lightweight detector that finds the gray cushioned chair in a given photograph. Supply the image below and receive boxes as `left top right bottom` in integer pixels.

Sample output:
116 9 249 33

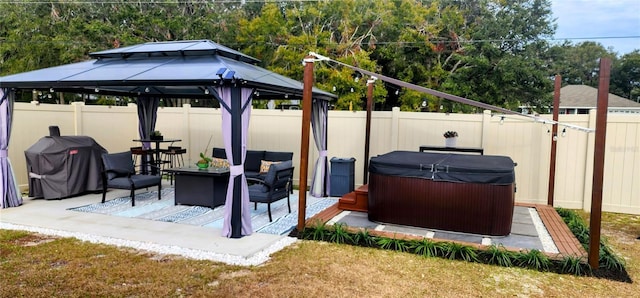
247 160 294 222
101 151 162 206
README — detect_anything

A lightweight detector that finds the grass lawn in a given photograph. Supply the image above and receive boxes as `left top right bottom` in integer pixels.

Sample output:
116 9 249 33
1 211 639 297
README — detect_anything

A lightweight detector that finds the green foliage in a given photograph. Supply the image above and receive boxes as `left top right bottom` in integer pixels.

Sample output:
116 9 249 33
482 244 514 267
198 152 212 164
441 242 478 262
304 220 329 241
328 223 352 245
599 245 626 271
351 228 376 247
376 235 408 252
559 255 590 276
2 0 636 108
555 208 627 274
409 238 441 258
516 249 551 271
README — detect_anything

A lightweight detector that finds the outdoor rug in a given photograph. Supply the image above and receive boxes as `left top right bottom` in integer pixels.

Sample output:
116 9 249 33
68 188 338 236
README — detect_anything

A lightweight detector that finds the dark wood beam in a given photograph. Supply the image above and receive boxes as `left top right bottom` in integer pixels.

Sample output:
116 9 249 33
363 79 374 184
548 75 561 206
588 57 611 269
297 56 314 232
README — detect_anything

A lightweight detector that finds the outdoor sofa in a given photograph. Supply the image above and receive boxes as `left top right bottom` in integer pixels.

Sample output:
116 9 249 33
211 148 293 179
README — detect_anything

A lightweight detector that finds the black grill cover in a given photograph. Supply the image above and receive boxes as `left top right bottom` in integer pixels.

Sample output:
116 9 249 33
25 136 107 199
369 151 515 185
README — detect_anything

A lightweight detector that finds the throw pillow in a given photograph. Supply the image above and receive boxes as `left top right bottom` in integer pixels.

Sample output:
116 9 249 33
259 160 281 174
211 157 230 168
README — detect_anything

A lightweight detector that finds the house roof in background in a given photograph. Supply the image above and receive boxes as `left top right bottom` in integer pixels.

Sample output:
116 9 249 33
560 85 640 108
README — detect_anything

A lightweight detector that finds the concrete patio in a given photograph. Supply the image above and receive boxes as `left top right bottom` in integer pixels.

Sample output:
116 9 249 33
0 182 296 266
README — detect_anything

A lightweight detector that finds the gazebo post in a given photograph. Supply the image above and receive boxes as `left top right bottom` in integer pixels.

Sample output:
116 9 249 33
230 86 242 238
297 56 315 233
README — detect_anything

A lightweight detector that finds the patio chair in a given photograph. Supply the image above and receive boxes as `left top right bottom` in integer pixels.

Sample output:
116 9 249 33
101 151 162 206
247 160 294 222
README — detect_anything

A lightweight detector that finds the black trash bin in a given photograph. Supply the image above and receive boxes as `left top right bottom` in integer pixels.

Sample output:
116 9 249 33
330 157 356 197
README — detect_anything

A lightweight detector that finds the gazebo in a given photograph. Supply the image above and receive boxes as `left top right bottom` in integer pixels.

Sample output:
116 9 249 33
0 40 336 238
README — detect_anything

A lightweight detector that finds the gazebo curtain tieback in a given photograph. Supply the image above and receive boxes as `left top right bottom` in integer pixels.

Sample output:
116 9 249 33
0 149 7 158
230 164 244 177
319 150 327 158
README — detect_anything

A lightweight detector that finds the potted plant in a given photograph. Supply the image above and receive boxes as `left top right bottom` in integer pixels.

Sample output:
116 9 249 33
150 130 163 141
196 152 212 169
195 135 214 169
443 131 458 147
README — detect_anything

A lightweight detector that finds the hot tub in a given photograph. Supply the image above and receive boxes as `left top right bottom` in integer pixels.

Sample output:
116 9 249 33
368 151 515 236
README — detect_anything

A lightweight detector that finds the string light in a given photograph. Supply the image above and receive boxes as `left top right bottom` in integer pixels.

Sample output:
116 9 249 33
561 128 567 137
332 86 336 91
500 116 505 125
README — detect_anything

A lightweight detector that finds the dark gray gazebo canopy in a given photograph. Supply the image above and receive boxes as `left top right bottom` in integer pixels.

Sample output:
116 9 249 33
0 40 335 239
0 39 336 101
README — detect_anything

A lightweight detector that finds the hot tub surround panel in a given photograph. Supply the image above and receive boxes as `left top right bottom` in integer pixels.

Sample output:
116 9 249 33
368 151 516 236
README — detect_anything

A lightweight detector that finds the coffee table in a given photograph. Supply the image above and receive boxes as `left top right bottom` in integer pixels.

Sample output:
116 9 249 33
165 167 230 208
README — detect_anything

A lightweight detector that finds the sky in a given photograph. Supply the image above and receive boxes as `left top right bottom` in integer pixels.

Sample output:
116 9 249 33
551 0 640 56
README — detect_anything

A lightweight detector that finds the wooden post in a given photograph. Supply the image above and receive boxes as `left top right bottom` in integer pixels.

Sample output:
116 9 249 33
588 57 611 269
297 56 314 233
548 75 561 206
363 78 374 184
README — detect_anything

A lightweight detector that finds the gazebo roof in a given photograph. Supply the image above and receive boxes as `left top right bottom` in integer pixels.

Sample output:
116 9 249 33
0 40 336 101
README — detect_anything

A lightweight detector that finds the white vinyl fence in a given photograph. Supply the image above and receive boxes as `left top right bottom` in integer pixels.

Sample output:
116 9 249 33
10 102 640 214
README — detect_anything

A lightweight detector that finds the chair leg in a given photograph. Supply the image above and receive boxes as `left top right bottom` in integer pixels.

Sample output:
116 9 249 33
287 194 291 214
130 188 136 206
267 203 272 222
101 189 107 203
254 202 257 210
157 183 162 201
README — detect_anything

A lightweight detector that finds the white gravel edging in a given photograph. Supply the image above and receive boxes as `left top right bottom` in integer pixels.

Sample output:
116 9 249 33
528 208 559 253
0 222 297 266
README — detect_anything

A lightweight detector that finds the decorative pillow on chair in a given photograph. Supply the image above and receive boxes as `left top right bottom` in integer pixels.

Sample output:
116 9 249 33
260 160 281 174
211 157 230 168
262 160 293 192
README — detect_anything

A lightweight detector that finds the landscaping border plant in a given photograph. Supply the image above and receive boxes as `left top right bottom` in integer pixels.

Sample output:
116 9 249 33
300 211 630 282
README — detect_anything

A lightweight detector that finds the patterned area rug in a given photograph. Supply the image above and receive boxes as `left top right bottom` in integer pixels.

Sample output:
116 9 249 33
68 188 338 236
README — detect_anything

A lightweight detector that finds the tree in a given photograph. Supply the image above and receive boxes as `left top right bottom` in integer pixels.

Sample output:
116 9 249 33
440 0 556 112
611 50 640 101
546 41 616 86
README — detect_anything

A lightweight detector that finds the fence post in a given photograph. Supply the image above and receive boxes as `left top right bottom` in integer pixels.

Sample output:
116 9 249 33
182 103 192 165
582 108 597 212
72 102 85 136
390 107 400 151
481 110 491 150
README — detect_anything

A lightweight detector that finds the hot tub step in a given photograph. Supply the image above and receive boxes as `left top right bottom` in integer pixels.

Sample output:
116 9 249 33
338 184 368 212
